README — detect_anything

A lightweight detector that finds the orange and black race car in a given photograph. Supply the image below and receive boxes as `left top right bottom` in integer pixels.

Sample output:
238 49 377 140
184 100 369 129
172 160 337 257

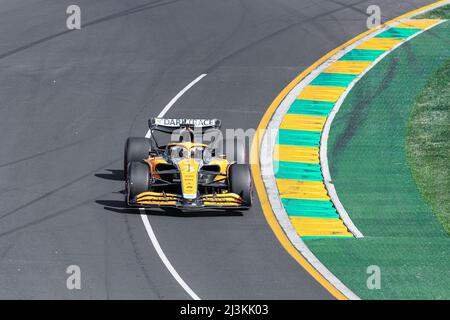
123 118 252 211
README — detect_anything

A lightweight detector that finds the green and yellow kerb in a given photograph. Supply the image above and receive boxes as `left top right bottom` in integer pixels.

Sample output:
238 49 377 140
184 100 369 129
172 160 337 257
274 18 442 239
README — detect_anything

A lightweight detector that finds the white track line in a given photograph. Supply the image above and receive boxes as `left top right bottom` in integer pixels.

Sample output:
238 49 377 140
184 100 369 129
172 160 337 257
140 73 206 300
139 214 200 300
145 74 207 138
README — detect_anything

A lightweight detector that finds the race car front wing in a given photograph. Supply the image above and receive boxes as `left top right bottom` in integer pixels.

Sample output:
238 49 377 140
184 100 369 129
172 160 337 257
128 191 249 210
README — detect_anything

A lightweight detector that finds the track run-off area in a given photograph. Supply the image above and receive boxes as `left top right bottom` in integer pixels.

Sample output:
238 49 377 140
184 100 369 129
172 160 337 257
0 0 446 299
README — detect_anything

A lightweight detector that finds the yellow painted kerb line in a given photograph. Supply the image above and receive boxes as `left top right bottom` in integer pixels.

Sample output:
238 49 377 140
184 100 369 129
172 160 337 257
250 0 449 300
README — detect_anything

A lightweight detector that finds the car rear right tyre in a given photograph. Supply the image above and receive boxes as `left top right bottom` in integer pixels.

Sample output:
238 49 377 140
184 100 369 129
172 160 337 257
231 137 247 164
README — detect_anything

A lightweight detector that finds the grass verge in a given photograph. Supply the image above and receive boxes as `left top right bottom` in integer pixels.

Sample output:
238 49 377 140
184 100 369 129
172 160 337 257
406 59 450 234
416 4 450 19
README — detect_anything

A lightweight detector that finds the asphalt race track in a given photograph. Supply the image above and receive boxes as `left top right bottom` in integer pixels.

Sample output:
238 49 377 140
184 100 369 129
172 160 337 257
0 0 435 299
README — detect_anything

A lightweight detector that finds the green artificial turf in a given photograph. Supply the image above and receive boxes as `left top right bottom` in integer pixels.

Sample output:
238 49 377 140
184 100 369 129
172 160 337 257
305 19 450 299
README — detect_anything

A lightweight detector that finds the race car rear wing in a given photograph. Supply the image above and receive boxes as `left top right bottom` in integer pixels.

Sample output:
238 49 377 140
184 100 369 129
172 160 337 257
148 118 222 133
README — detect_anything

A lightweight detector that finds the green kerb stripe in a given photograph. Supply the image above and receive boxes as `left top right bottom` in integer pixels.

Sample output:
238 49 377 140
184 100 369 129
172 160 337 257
339 49 385 61
281 198 339 218
310 73 357 87
277 129 321 147
283 198 335 208
274 160 323 181
288 100 335 116
375 27 422 39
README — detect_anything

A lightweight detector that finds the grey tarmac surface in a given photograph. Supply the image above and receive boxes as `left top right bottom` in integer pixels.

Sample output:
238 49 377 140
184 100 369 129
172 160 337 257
0 0 434 299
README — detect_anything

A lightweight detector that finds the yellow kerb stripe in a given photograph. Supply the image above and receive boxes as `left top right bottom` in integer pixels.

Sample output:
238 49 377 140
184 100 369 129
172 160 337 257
297 85 345 102
279 113 327 132
324 61 371 75
274 145 319 164
356 38 402 50
395 19 442 29
290 217 352 237
276 179 330 200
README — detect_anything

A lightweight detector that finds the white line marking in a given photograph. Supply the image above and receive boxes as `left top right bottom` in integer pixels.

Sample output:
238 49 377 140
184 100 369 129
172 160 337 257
145 73 207 138
260 82 361 300
139 214 200 300
139 73 207 300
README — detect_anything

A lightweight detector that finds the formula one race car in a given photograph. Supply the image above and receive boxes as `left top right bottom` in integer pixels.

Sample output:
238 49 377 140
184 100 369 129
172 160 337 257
123 118 253 210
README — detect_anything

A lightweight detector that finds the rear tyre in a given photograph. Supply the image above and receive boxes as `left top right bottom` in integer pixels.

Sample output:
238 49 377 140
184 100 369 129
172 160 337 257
228 164 253 208
127 161 150 203
233 137 246 164
124 137 151 178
